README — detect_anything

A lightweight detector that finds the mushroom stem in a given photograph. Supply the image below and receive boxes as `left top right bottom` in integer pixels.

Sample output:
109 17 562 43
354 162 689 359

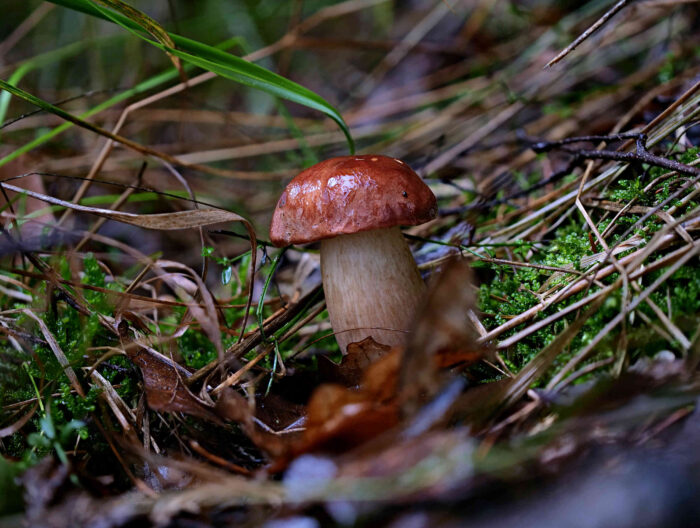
320 226 425 352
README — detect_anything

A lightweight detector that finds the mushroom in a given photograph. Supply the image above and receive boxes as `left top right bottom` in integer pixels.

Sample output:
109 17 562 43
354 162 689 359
269 155 437 352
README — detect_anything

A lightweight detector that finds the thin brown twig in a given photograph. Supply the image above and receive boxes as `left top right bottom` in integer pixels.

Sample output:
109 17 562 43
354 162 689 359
545 0 635 68
0 3 54 61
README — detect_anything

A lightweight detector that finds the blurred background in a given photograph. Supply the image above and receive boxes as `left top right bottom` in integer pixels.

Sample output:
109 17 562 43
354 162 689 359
5 0 692 273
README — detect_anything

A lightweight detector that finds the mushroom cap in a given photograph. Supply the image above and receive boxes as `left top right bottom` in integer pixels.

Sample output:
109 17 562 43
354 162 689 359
269 155 437 246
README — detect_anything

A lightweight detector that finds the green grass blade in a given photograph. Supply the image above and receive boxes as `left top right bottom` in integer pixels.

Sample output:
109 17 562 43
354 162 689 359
0 39 96 126
0 37 241 169
46 0 355 153
92 0 185 76
0 78 121 139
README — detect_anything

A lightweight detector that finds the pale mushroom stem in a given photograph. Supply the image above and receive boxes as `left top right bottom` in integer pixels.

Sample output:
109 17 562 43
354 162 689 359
320 226 426 352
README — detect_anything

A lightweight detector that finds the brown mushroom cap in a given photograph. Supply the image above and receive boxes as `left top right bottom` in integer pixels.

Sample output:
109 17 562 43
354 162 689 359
269 155 437 246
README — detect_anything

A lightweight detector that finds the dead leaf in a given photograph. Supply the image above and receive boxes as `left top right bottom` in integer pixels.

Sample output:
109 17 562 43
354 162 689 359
319 336 393 387
153 260 225 360
360 346 401 402
215 387 287 458
128 345 220 423
0 182 251 230
301 383 399 454
291 349 401 457
213 387 252 425
287 298 488 460
255 393 306 433
400 258 490 417
117 310 153 334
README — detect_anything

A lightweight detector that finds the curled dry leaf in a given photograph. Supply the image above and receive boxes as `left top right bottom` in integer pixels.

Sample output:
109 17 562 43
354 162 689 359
117 310 152 334
0 181 258 341
320 336 393 387
0 182 253 230
342 337 394 382
292 347 401 456
128 345 221 423
215 387 287 458
255 392 306 434
152 259 225 359
400 257 491 417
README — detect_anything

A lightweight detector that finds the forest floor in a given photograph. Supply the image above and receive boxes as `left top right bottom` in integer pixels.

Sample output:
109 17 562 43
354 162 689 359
2 1 700 527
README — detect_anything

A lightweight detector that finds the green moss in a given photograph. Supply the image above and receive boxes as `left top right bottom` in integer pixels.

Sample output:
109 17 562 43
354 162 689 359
176 306 219 369
0 254 129 462
609 178 649 203
475 144 700 382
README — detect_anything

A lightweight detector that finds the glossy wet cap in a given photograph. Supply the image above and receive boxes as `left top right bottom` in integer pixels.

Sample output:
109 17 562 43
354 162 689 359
269 155 437 246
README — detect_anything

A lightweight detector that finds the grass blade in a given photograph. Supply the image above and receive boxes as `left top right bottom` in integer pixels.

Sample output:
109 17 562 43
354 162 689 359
46 0 355 153
0 37 240 169
92 0 184 77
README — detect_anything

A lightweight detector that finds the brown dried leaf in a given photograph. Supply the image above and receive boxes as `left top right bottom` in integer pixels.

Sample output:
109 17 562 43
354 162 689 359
0 182 251 230
292 349 401 456
320 336 393 387
361 346 401 402
343 337 393 380
399 258 490 417
301 383 399 454
255 393 306 432
118 310 152 334
288 307 487 460
128 345 220 422
215 388 287 458
153 259 225 360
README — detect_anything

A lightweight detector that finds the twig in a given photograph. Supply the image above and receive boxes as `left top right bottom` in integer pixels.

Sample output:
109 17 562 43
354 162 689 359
546 0 635 68
0 3 54 61
532 132 700 176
